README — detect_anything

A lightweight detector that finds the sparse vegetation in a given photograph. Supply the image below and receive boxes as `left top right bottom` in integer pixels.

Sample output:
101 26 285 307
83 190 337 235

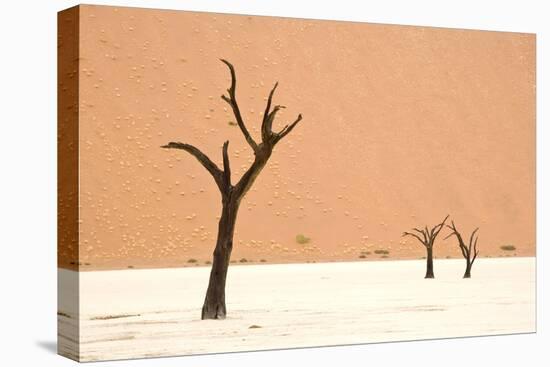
295 234 311 244
187 258 198 264
127 265 134 269
374 249 390 255
359 255 366 259
239 258 248 263
500 245 516 251
228 120 237 126
260 259 266 263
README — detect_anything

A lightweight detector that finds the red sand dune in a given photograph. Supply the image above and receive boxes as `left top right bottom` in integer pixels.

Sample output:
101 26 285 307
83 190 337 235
58 5 535 270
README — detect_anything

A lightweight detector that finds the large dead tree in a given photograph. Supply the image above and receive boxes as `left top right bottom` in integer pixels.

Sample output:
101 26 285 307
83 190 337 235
402 215 449 278
445 221 479 278
162 59 303 320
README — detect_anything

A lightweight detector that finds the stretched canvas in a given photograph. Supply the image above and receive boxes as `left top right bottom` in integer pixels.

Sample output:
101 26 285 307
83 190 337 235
57 4 536 362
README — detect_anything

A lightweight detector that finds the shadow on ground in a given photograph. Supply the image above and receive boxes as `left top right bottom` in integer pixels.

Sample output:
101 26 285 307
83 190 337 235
36 340 57 354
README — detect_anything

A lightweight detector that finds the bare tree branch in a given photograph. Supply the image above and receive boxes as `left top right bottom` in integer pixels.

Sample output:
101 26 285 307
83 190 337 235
468 228 479 253
274 114 303 144
162 142 224 190
220 59 258 152
413 227 428 245
264 105 285 142
222 140 231 188
403 231 425 245
431 215 449 239
261 83 279 142
471 232 479 265
446 221 468 259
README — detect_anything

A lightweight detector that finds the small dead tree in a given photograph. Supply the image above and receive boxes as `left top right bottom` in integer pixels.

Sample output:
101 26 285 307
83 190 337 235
445 221 479 278
402 215 449 278
162 59 303 320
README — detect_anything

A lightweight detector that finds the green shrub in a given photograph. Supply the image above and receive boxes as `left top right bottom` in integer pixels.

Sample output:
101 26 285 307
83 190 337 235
295 234 311 244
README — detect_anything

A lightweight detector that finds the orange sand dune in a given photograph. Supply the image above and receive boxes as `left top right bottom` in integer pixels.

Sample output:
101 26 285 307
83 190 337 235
58 5 535 270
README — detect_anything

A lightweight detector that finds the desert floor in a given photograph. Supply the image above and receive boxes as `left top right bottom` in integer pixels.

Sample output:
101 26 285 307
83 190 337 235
58 257 535 362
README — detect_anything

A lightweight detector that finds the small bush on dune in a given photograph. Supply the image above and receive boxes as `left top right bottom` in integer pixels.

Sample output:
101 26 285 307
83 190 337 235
239 258 248 263
500 245 516 251
295 234 311 244
187 258 198 264
374 249 389 255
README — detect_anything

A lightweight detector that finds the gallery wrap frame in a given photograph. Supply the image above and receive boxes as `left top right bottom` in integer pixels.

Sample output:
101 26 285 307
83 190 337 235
57 4 536 362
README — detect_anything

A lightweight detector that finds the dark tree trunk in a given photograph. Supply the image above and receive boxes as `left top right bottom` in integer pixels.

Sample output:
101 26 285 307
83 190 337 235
425 247 434 279
201 197 239 320
463 260 472 279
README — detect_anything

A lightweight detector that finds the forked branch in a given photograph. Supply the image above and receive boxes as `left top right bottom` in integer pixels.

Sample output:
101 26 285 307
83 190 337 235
163 59 303 202
403 215 449 248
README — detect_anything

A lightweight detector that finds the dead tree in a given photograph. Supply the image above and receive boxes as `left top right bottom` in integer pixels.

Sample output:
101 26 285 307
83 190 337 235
162 59 303 320
402 215 449 278
445 221 479 278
